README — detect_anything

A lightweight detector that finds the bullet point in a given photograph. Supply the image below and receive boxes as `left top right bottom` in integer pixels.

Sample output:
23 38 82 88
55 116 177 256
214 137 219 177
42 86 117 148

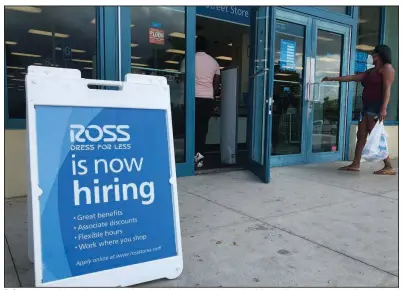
74 237 77 239
74 227 76 230
75 247 77 249
73 217 76 220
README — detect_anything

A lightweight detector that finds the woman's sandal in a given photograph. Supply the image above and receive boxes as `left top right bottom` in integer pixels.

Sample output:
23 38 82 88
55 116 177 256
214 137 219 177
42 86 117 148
374 168 396 175
338 166 360 172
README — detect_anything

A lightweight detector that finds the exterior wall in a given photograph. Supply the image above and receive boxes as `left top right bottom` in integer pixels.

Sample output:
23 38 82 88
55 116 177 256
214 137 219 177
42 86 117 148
5 130 27 198
348 125 398 161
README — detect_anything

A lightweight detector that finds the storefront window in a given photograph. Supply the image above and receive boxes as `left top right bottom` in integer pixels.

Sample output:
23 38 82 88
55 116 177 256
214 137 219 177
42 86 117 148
352 6 381 121
130 7 186 162
384 7 398 121
5 6 98 120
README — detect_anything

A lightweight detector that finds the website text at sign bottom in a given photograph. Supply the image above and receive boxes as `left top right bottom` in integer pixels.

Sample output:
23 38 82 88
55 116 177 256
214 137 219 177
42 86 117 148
76 246 163 267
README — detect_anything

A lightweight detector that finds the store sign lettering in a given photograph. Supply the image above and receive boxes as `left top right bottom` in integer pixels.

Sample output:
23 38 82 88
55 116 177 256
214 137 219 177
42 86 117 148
204 6 249 17
196 6 250 26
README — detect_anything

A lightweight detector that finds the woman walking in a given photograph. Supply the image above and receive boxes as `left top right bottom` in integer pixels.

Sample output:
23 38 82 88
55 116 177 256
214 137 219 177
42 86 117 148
322 45 396 175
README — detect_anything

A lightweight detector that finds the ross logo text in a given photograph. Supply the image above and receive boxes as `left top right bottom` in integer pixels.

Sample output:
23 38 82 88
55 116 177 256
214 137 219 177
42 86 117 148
70 124 130 143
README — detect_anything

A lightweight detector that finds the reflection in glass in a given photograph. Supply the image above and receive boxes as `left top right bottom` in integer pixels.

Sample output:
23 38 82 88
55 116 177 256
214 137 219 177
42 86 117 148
272 20 305 156
5 6 97 119
131 7 186 162
312 30 343 153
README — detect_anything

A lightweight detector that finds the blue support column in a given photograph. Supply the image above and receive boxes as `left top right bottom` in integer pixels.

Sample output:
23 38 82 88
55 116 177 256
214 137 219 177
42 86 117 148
98 7 119 81
176 6 196 177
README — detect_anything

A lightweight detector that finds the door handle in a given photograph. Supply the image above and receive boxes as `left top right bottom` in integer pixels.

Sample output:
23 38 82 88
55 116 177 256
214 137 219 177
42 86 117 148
307 82 320 102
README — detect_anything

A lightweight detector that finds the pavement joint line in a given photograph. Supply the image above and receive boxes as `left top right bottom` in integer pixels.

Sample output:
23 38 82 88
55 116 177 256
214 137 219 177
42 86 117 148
182 218 256 237
277 172 398 201
251 196 371 221
5 236 22 287
182 188 398 278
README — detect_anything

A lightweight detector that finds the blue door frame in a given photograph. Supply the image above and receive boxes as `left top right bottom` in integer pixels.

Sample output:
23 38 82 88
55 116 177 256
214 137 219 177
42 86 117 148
119 6 196 177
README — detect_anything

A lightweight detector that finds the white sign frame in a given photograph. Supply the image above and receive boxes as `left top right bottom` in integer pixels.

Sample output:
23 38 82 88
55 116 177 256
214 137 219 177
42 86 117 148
26 66 183 287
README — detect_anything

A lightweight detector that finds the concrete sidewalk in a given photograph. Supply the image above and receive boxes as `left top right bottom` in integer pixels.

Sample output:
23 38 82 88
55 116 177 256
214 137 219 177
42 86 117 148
5 161 398 287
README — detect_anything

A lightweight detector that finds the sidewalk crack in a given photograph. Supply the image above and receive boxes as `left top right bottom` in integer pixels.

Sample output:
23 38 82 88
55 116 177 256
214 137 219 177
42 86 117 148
5 236 22 286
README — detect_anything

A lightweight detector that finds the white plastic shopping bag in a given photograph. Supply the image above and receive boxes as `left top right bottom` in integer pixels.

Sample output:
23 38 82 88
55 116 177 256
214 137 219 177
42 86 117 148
362 121 389 162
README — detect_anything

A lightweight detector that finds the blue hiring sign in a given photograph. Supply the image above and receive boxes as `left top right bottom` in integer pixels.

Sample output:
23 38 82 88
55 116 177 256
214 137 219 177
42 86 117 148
35 106 177 283
196 6 250 26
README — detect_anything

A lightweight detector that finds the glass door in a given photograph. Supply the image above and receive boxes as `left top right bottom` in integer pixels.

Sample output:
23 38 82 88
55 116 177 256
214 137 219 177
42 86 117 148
271 9 350 166
306 20 350 163
271 10 311 167
247 7 274 183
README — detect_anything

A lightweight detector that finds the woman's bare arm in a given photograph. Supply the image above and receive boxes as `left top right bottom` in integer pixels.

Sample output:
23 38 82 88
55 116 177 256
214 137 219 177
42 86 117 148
322 72 366 83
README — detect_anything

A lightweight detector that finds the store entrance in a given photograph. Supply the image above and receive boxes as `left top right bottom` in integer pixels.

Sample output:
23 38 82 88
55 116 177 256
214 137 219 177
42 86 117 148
194 16 250 171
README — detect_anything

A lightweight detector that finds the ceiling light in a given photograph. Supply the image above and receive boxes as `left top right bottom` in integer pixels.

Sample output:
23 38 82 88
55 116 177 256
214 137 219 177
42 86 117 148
55 47 86 53
169 32 185 39
21 72 27 75
131 63 148 67
164 69 179 72
131 43 139 47
131 24 135 28
228 43 232 47
165 60 179 64
5 41 17 45
220 67 224 70
83 67 93 70
6 6 42 13
33 63 42 66
166 49 185 55
317 36 333 41
7 75 15 78
72 48 86 53
358 18 368 24
72 59 92 63
11 52 41 58
131 56 141 60
28 29 69 38
12 79 25 82
7 66 25 70
216 56 232 61
356 44 375 51
276 73 292 76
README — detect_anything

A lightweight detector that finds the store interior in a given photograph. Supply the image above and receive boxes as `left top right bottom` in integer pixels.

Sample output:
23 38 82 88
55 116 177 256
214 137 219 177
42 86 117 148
194 15 250 171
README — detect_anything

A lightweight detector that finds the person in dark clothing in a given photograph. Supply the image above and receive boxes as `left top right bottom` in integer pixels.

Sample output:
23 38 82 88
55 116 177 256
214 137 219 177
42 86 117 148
322 45 395 175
